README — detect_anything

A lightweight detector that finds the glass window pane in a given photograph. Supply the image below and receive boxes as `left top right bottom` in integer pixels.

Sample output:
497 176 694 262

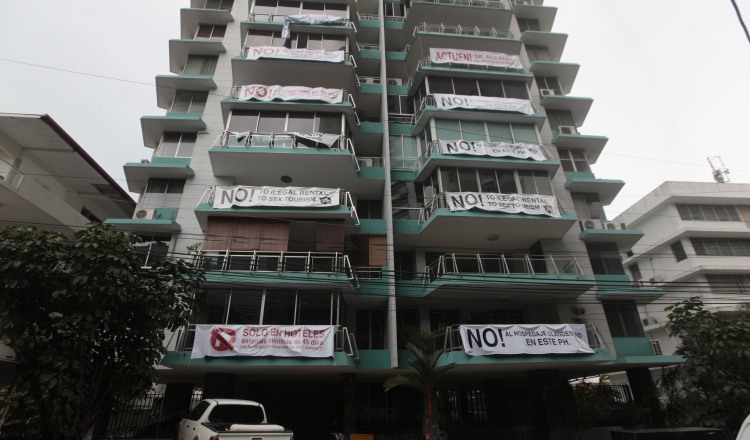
453 78 477 95
176 133 197 157
487 122 513 142
262 290 296 325
258 112 287 133
502 82 527 99
228 111 259 132
440 168 460 192
517 170 535 194
322 35 346 52
478 170 498 193
428 77 454 94
511 124 538 143
227 290 263 324
497 170 517 193
287 112 315 133
460 121 486 141
316 114 342 134
478 80 503 97
303 2 325 13
436 119 461 141
533 171 552 195
158 132 181 157
458 169 478 192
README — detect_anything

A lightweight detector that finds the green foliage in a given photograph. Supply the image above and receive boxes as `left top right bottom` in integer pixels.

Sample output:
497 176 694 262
663 297 750 436
0 224 205 440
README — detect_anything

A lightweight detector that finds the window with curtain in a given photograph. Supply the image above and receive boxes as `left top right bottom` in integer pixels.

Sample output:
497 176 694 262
140 179 185 209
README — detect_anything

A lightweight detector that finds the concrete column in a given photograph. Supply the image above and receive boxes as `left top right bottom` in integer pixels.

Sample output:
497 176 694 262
626 367 663 427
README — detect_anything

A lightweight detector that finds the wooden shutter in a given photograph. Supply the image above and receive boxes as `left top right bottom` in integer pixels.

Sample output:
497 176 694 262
368 235 387 266
316 220 344 252
259 220 290 251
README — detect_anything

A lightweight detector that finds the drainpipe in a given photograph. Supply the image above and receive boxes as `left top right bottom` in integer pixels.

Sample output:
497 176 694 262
378 0 399 369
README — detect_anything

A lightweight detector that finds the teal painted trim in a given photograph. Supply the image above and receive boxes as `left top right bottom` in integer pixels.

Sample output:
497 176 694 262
162 350 356 368
393 219 422 235
391 170 418 181
358 19 379 29
384 21 404 30
385 51 407 61
358 49 381 59
203 269 354 286
355 350 392 369
230 55 355 67
123 159 194 173
222 97 352 109
356 219 387 234
612 337 655 357
357 278 390 296
565 172 625 186
394 279 428 297
409 274 595 298
357 166 385 180
150 157 191 166
613 354 684 366
358 83 382 94
209 145 352 157
417 208 577 230
399 348 616 368
141 113 205 123
357 121 384 133
580 229 643 240
594 274 631 284
104 218 182 232
195 203 351 216
423 153 558 169
154 208 178 220
387 84 409 94
388 124 414 135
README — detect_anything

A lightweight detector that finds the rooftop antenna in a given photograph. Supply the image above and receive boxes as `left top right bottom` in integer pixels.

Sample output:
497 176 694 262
707 156 730 183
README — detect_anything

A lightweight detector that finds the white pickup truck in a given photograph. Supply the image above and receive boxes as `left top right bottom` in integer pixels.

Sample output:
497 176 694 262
177 398 294 440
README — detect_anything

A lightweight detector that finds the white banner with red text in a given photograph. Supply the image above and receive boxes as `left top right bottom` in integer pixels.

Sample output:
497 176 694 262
445 192 560 217
429 48 523 69
459 324 594 356
246 46 345 63
213 185 340 209
434 94 535 115
438 140 545 161
238 85 343 103
191 325 335 358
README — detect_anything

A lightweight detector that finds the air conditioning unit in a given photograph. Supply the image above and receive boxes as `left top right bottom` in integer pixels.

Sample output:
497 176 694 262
539 88 556 97
558 125 577 135
514 0 532 5
358 158 374 167
603 221 618 230
140 159 150 163
361 76 377 85
387 78 403 86
579 219 602 231
133 208 156 220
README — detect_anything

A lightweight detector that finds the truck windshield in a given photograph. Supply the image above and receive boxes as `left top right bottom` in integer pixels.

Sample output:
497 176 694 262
209 404 265 424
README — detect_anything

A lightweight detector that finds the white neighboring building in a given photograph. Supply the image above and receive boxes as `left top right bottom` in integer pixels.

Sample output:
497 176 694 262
615 181 750 356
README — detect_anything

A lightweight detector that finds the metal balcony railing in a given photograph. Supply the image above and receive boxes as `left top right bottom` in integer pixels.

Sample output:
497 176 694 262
0 159 24 190
410 0 507 9
196 249 355 277
215 130 347 150
423 252 585 283
170 324 359 359
413 22 514 39
436 322 606 353
245 13 355 30
416 57 526 74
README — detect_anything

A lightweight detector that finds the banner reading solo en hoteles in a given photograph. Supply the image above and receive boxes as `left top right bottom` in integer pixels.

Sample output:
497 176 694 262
191 325 335 358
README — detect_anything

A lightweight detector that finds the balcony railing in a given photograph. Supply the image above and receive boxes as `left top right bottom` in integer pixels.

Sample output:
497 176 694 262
419 193 567 222
0 159 24 190
170 324 359 358
413 22 514 39
423 252 585 283
436 322 606 352
197 249 354 277
215 130 347 150
245 13 355 31
410 0 507 9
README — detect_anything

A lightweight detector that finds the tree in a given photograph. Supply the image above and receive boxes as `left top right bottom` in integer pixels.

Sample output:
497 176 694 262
384 334 454 440
0 224 204 440
664 297 750 436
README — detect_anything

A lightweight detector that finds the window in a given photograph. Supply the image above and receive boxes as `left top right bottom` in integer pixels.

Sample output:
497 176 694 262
389 135 419 170
387 95 415 115
434 119 540 144
571 193 604 220
431 167 552 195
245 30 347 51
535 76 562 95
706 274 750 295
195 24 226 40
602 301 644 337
586 242 625 275
651 340 663 356
226 110 345 147
517 18 541 32
525 45 551 62
628 263 642 281
546 110 575 132
670 240 687 261
690 237 750 256
80 206 100 223
356 199 383 219
426 77 529 100
140 179 185 209
558 148 590 173
170 91 208 114
134 235 171 268
183 55 218 75
157 132 196 158
356 309 386 349
204 0 234 10
676 204 741 221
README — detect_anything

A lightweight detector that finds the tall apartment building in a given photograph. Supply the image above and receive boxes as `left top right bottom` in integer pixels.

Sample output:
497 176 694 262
615 181 750 357
105 0 681 438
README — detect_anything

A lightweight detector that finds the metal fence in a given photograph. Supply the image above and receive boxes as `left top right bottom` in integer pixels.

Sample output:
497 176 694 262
103 390 203 439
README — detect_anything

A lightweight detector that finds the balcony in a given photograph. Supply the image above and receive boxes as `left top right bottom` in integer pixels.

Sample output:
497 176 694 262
415 140 559 179
520 31 567 62
231 47 358 92
577 218 644 252
539 95 593 127
169 39 226 74
403 0 513 36
529 61 579 95
140 114 206 148
413 95 545 131
155 74 216 110
123 157 195 193
104 208 181 234
180 7 234 39
393 193 577 249
397 23 520 64
564 172 625 206
208 132 384 198
194 185 361 230
512 3 557 32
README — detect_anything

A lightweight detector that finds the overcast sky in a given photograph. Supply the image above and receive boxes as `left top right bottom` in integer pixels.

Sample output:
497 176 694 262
1 0 749 217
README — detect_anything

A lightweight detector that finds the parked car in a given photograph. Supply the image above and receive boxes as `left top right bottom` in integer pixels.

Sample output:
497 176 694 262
178 398 293 440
